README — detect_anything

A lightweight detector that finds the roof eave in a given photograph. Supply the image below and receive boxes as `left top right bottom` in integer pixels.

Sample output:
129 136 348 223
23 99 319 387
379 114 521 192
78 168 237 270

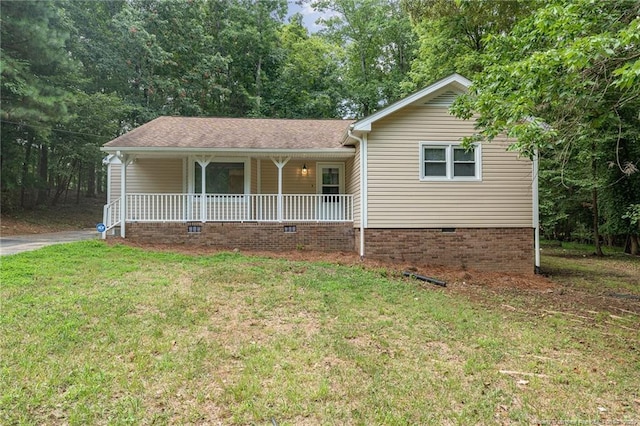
100 146 356 159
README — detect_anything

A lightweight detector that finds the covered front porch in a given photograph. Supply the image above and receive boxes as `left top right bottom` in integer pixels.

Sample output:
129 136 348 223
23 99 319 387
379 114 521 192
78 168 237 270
102 152 356 238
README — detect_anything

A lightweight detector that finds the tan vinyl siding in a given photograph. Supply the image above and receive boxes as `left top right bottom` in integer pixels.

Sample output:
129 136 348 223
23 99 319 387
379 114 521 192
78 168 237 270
367 106 533 228
345 144 361 227
109 158 183 201
110 164 120 202
260 159 316 194
251 158 258 194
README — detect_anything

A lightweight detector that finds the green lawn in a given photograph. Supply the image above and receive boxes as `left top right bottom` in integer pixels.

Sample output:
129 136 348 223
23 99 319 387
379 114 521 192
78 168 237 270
1 241 639 424
541 241 640 294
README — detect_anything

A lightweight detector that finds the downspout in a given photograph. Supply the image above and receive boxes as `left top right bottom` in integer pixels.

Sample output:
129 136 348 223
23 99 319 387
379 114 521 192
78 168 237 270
116 151 128 238
533 149 541 274
347 129 366 258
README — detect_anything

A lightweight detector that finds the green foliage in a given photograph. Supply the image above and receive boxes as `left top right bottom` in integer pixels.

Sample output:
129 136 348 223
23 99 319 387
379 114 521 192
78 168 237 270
0 1 76 124
314 0 417 116
401 0 536 91
447 0 640 248
451 0 640 154
0 1 81 208
0 0 327 210
623 204 640 226
266 16 345 118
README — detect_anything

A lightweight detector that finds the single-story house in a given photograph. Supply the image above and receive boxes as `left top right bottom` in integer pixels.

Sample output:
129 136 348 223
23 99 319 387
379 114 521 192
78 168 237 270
101 74 540 273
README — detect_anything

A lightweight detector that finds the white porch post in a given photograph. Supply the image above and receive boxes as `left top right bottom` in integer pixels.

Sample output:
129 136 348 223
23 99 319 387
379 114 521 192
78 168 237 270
271 157 290 222
196 157 212 222
116 152 133 238
256 159 261 194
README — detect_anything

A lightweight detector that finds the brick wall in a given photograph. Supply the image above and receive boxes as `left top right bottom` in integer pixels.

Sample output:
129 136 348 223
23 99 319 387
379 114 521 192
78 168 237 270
125 222 355 252
123 223 533 273
364 228 534 274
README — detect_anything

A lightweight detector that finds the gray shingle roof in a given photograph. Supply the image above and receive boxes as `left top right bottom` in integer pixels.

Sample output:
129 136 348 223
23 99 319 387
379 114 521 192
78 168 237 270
103 116 355 150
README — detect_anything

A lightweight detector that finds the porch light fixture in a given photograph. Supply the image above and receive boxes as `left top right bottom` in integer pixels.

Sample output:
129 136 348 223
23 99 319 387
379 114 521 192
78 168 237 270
301 163 308 176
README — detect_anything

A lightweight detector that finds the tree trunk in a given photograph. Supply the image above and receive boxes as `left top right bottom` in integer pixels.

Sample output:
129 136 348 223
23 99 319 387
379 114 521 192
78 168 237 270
50 175 71 206
97 164 104 195
51 159 75 206
76 163 83 204
631 235 639 255
86 160 96 197
255 56 262 112
20 141 32 208
592 156 603 256
36 143 49 206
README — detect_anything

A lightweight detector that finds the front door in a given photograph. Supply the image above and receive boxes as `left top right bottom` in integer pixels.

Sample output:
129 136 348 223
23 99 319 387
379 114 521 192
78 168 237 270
317 163 345 220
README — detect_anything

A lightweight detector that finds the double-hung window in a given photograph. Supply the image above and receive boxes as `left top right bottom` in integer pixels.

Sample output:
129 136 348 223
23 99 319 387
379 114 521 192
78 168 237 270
420 142 481 181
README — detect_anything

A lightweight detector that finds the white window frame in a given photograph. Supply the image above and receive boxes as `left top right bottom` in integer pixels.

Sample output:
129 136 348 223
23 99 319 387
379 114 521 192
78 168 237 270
187 156 251 194
316 162 345 195
419 142 482 181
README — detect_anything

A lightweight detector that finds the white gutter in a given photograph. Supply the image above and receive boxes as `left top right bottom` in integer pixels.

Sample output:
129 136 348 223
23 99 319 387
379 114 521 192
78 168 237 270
100 146 355 159
533 149 541 273
347 129 366 258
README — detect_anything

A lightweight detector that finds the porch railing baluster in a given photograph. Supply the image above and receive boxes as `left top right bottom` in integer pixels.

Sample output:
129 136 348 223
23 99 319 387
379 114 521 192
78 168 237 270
113 193 353 223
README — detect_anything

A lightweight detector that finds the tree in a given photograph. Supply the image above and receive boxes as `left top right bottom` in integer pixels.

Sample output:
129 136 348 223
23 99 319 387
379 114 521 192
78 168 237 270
1 0 78 208
212 0 288 116
265 15 345 118
401 0 535 90
123 0 232 117
314 0 416 117
450 0 640 255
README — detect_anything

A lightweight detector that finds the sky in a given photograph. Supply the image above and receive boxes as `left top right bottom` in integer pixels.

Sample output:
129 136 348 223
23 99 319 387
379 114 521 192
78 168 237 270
286 1 340 33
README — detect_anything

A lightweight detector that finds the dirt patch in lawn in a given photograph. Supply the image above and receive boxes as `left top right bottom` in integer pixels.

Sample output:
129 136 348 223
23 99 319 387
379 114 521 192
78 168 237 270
107 239 552 287
106 239 640 318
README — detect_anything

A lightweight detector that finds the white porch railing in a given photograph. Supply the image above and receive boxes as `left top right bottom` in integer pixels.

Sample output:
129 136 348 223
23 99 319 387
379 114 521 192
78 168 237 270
103 198 121 231
118 193 353 223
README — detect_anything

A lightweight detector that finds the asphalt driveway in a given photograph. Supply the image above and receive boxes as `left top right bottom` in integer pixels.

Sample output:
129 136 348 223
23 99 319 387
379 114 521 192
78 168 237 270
0 230 99 256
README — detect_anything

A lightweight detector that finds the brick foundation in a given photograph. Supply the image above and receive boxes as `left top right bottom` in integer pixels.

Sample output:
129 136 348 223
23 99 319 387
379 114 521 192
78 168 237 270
125 222 355 252
121 223 533 273
363 228 534 274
